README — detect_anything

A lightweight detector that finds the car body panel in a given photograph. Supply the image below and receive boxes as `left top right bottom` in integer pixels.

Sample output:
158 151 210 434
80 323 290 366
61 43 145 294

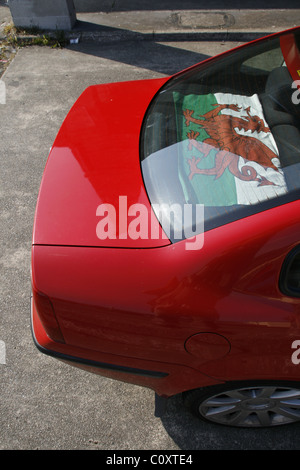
31 295 221 397
33 78 170 248
32 198 300 395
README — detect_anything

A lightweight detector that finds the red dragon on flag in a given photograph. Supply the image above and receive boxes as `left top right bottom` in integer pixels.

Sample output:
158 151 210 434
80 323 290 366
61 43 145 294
183 103 279 187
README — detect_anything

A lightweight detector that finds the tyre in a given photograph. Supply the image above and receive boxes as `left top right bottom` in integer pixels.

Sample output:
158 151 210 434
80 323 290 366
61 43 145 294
183 381 300 427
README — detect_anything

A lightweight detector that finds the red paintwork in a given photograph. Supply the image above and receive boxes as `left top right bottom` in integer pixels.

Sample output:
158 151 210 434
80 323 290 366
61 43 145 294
280 33 300 83
33 79 170 248
31 28 300 398
32 198 300 395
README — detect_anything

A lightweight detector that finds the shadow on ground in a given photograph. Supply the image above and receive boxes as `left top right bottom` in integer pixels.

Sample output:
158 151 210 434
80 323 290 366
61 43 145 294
66 36 212 76
74 0 300 12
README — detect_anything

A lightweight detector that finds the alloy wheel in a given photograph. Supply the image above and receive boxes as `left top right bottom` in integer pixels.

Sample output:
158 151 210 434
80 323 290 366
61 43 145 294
198 386 300 427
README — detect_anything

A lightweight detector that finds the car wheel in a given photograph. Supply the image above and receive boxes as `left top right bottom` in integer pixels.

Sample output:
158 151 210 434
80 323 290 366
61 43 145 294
183 382 300 427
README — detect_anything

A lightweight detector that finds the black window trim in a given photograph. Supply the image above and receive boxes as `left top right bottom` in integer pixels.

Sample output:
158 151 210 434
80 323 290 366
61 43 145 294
279 245 300 298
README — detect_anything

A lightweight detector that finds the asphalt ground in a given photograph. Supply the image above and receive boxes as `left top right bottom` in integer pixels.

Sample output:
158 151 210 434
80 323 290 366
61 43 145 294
1 3 300 452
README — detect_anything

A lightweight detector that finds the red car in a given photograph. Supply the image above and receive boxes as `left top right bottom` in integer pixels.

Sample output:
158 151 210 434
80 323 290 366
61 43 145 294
31 27 300 427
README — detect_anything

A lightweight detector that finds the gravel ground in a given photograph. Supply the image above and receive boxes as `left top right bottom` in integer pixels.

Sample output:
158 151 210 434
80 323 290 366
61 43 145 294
0 4 16 77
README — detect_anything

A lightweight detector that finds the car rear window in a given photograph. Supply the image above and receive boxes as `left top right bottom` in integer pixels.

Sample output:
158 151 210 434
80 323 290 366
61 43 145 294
140 30 300 242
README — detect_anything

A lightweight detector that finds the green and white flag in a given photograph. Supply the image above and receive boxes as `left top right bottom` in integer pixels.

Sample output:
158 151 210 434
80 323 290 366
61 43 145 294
173 92 287 206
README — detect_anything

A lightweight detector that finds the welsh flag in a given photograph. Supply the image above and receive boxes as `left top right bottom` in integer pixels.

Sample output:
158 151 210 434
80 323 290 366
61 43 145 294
173 92 287 206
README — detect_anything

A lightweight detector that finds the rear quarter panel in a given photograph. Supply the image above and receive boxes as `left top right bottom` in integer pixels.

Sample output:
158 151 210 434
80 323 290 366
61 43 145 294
32 199 300 392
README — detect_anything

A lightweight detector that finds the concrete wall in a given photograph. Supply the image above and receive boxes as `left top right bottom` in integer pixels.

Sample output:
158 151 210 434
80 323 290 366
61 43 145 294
9 0 77 30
